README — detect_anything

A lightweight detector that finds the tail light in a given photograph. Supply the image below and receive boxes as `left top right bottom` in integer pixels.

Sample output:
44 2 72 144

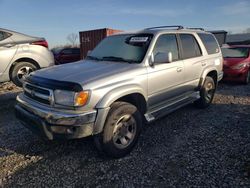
31 40 49 48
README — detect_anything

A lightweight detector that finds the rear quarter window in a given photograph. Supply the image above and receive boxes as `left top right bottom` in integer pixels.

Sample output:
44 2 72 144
0 31 10 41
198 33 220 55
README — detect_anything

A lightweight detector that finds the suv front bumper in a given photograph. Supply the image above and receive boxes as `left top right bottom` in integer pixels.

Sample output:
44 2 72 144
15 94 97 140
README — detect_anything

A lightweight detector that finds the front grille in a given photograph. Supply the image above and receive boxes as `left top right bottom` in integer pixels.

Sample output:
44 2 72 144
23 83 53 105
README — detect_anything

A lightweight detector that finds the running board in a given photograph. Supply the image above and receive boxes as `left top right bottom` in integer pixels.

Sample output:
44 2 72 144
144 91 200 122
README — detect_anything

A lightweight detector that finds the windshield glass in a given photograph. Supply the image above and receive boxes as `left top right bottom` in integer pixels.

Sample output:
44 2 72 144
51 48 63 54
86 34 153 63
222 47 249 58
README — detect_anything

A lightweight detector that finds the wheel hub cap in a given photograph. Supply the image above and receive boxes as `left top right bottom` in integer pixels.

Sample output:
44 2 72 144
113 114 136 149
17 66 34 81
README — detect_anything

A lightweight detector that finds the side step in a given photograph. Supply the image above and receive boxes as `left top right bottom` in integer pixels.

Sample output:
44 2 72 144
144 91 200 122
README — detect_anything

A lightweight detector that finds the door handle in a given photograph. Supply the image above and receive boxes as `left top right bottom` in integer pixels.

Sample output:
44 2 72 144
176 67 182 72
202 62 206 66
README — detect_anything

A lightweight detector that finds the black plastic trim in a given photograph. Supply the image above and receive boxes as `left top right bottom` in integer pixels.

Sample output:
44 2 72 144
26 75 83 92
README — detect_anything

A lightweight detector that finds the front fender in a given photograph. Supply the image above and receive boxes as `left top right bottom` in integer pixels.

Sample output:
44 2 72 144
96 84 147 109
93 84 147 134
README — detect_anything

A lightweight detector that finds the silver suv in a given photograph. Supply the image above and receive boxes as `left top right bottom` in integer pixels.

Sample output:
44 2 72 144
15 26 223 158
0 28 54 86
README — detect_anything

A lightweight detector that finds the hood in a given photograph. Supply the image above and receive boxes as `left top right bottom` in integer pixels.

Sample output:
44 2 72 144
32 60 141 85
223 57 248 67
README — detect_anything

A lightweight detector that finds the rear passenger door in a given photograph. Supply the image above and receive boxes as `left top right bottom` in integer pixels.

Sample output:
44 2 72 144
179 34 204 91
0 31 17 78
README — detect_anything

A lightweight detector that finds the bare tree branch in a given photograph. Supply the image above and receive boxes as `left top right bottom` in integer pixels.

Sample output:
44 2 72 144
66 33 79 47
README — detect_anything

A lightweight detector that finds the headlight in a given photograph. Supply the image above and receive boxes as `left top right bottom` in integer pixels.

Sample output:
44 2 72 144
231 63 248 70
54 90 89 107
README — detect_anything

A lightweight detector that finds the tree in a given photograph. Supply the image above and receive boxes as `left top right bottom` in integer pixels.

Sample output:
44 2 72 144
66 33 79 47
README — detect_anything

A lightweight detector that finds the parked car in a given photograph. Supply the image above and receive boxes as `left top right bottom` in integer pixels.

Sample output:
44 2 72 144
221 45 250 84
52 47 81 65
15 26 223 158
0 28 54 87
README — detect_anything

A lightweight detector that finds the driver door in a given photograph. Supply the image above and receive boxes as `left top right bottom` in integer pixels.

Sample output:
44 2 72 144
147 34 184 109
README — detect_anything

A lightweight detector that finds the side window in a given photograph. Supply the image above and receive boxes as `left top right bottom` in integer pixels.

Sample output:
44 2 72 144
73 48 80 54
179 34 202 59
198 33 220 54
153 34 179 61
62 49 73 55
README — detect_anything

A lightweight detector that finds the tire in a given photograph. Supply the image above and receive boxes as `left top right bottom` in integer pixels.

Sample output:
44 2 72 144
94 102 142 158
244 70 250 85
195 76 216 109
11 62 37 87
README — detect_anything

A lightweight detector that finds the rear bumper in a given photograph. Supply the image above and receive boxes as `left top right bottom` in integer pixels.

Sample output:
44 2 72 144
15 94 97 140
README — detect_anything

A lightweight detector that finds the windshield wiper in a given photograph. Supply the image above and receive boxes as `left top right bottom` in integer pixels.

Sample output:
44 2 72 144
86 55 101 61
102 56 138 63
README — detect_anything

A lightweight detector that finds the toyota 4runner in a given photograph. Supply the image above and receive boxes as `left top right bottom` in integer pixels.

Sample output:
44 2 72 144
15 26 223 158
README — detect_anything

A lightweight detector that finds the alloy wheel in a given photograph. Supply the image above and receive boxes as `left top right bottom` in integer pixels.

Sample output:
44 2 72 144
112 114 137 149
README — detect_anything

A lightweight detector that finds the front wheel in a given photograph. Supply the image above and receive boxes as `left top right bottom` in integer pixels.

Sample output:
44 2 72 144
94 102 142 158
195 76 216 108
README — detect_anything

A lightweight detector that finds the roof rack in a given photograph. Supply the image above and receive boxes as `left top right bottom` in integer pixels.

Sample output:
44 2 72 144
145 25 184 30
186 27 205 31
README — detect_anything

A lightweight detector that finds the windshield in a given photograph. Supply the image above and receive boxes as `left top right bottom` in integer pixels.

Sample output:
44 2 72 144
222 47 249 58
51 48 63 54
86 34 153 63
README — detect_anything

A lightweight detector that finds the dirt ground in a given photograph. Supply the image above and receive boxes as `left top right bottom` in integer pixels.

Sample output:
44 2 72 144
0 81 250 187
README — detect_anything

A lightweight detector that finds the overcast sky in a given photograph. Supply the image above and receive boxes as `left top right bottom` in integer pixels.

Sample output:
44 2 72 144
0 0 249 47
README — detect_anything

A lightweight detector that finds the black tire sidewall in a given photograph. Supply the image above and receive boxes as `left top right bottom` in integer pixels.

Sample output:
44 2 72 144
11 62 37 87
99 102 142 158
195 76 215 108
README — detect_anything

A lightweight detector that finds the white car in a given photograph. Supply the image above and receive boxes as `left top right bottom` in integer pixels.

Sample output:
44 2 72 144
0 28 54 86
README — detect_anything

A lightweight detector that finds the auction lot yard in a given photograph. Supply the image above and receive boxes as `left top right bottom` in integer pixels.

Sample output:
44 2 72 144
0 82 250 187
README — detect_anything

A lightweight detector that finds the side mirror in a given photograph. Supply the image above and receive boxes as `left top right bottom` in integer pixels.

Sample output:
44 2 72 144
153 52 173 64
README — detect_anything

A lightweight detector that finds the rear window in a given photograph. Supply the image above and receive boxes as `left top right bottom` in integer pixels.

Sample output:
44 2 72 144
51 48 63 54
222 47 249 58
198 33 220 54
179 34 202 59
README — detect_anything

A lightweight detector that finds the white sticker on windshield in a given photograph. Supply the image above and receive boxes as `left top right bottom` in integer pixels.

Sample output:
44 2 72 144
130 37 148 42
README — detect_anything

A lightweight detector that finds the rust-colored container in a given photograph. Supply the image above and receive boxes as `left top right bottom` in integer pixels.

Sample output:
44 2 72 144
79 28 122 59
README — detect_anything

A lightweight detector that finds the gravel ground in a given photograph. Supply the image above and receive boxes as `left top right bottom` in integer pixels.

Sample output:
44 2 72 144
0 82 250 187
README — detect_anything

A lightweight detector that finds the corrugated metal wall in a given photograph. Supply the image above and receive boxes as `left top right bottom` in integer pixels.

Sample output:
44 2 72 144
79 28 122 59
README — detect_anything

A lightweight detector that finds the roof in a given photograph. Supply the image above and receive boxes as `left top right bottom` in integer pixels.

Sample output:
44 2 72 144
119 27 209 36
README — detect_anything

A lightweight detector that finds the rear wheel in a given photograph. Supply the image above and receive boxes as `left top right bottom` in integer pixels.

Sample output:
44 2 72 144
195 76 216 108
94 102 142 158
11 62 37 87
